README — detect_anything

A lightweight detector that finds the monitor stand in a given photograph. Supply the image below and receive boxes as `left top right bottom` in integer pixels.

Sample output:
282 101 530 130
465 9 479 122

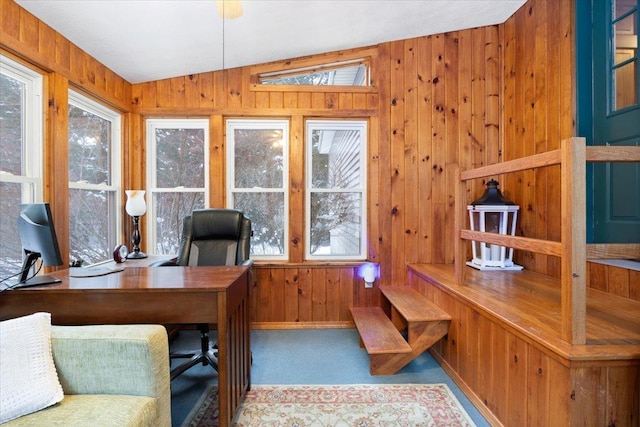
14 275 61 289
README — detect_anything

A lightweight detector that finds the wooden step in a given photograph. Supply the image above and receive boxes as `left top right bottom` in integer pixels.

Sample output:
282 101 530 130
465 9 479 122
379 286 451 323
351 307 412 354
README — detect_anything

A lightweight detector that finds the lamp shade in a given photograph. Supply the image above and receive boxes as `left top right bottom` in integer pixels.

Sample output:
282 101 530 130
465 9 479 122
125 190 146 216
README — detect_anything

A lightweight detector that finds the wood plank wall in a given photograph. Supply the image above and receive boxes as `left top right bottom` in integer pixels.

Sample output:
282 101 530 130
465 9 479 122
501 0 576 277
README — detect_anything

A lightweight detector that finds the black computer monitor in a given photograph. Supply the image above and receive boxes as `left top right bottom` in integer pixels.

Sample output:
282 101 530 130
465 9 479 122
16 203 63 287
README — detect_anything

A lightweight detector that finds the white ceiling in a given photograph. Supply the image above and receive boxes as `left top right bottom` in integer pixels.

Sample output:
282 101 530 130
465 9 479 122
15 0 526 84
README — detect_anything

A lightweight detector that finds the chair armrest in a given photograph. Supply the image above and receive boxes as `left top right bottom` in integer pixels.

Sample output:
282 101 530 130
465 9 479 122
50 324 171 427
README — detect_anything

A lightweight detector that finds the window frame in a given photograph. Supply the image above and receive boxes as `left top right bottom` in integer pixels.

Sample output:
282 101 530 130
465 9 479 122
225 118 290 261
304 119 368 261
68 89 123 264
0 54 43 201
146 118 210 254
0 55 43 276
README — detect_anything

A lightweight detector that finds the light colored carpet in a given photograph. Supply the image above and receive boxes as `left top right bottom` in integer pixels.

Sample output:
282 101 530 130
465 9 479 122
182 384 477 427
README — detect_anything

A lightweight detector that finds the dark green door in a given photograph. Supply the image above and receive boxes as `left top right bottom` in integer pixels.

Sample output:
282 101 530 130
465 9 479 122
581 0 640 243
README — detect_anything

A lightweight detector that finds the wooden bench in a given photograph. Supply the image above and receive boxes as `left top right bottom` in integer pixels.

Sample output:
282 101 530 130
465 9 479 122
351 286 451 375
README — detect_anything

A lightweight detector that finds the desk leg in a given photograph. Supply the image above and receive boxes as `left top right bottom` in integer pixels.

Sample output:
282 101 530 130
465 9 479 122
217 271 251 427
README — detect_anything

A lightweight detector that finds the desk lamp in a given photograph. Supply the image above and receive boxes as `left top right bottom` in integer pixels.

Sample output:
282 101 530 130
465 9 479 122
125 190 147 259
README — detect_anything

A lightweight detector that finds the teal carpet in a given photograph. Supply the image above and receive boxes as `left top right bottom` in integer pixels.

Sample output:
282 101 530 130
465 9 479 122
170 329 489 426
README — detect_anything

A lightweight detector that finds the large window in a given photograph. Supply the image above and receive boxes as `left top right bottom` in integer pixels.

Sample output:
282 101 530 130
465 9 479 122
147 119 208 255
68 91 122 265
306 120 367 260
0 55 43 278
226 119 289 260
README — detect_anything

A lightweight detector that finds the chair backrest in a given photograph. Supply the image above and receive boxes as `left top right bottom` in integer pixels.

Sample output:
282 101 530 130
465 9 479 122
174 209 251 267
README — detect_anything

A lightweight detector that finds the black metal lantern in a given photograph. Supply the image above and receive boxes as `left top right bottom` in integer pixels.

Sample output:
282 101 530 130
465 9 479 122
467 180 522 270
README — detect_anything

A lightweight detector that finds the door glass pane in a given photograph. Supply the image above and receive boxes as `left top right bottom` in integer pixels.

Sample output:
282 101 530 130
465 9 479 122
615 60 638 109
153 192 204 254
233 128 284 188
615 0 636 19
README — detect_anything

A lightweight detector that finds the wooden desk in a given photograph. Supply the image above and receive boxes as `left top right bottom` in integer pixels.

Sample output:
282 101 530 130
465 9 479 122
0 265 251 427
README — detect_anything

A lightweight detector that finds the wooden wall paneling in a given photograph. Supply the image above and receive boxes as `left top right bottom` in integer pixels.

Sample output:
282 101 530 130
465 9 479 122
631 270 640 301
18 6 38 53
185 74 201 108
607 366 640 426
404 37 420 267
444 32 459 264
527 345 550 426
608 265 630 298
339 268 355 321
546 358 570 427
255 90 270 109
533 0 550 275
457 305 476 389
545 0 562 278
289 115 304 263
324 92 337 110
54 32 70 72
269 91 283 109
241 67 255 109
572 367 606 426
297 92 311 109
268 268 286 322
389 40 406 285
155 79 172 108
213 70 225 109
0 0 20 39
311 92 325 109
587 262 608 291
507 333 528 426
485 26 501 168
417 35 434 264
251 267 269 322
297 268 312 322
338 92 352 110
46 73 70 269
284 268 300 322
489 322 509 421
431 34 447 264
283 92 297 109
37 21 55 69
198 72 215 109
325 268 341 321
226 68 243 109
375 42 392 287
311 268 327 321
476 313 493 410
209 114 225 207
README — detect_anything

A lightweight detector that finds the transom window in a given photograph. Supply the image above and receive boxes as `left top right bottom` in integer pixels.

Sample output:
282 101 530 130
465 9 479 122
68 91 122 265
0 55 43 277
146 119 209 255
259 59 369 87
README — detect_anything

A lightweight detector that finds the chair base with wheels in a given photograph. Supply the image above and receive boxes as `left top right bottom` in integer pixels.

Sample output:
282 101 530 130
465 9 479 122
169 324 218 380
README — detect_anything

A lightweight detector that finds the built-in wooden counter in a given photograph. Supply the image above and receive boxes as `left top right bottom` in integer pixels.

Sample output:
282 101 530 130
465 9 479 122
408 263 640 426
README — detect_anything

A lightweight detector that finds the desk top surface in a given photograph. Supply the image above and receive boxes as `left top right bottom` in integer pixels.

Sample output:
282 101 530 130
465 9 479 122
8 265 250 292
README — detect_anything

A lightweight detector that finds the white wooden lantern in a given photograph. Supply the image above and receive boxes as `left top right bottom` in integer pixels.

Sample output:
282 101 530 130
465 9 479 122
467 180 523 271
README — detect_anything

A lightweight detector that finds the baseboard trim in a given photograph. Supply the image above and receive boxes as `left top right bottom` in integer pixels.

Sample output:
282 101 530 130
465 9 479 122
251 321 355 330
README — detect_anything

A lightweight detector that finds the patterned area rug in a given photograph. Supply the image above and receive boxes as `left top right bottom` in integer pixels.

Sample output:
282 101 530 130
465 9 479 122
182 384 477 427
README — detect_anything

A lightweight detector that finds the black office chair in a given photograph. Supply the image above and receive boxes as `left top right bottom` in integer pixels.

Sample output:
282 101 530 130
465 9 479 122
153 208 252 380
